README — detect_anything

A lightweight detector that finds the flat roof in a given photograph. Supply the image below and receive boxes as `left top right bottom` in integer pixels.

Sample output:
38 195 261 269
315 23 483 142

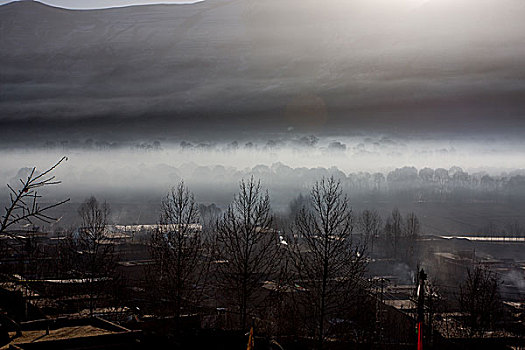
6 325 115 346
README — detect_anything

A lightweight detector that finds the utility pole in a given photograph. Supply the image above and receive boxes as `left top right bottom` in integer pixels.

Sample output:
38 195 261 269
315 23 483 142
416 269 427 350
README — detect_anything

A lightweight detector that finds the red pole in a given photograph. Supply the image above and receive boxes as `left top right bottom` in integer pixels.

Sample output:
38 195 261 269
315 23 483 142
417 321 423 350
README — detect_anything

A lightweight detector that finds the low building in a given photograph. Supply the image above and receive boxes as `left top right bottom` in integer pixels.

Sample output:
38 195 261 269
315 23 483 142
1 317 140 349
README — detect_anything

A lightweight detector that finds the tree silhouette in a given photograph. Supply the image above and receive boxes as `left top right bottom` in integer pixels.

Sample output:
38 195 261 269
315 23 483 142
148 182 207 318
215 177 282 330
288 177 367 348
74 196 116 316
459 265 502 337
1 157 69 235
357 209 382 254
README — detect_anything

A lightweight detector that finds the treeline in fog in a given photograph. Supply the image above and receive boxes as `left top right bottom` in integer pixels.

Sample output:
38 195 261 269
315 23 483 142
1 158 524 349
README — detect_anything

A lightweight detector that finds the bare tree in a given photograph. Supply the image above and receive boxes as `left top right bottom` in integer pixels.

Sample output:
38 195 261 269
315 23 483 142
404 212 420 238
434 168 449 199
289 193 310 219
384 208 403 258
74 196 116 316
148 181 206 318
215 177 281 330
357 209 382 254
199 203 221 234
288 176 367 348
403 212 420 265
505 220 523 240
1 157 69 235
459 264 502 338
0 157 69 303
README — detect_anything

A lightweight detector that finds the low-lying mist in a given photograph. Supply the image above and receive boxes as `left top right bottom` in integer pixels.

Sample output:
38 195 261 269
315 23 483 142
1 134 524 231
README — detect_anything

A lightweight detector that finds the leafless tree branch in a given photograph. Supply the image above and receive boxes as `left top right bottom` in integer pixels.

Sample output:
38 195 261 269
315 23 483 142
1 157 69 235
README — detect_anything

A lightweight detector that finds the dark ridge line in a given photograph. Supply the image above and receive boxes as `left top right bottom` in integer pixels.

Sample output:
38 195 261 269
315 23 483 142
0 0 206 12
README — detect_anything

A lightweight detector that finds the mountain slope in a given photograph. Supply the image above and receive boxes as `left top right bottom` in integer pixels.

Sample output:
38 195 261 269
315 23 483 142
1 0 525 140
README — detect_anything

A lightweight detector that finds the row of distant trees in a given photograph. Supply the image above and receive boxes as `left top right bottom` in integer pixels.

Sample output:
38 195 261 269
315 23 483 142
0 158 509 347
267 165 525 200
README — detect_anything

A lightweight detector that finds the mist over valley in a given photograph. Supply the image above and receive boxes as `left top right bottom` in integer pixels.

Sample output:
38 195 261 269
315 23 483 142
1 1 524 347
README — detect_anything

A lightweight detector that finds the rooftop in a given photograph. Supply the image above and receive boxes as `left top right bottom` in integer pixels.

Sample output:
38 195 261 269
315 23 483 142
2 317 140 350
